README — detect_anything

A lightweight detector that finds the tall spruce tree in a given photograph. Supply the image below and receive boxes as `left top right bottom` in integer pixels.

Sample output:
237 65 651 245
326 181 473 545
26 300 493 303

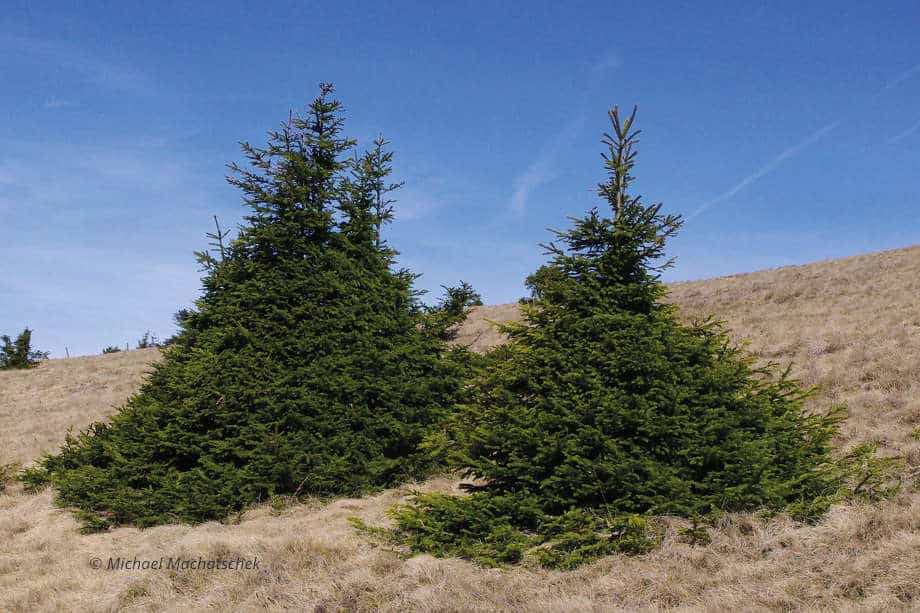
391 106 867 569
28 85 469 530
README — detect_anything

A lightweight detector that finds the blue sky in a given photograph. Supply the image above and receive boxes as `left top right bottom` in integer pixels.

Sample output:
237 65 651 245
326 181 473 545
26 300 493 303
2 1 919 357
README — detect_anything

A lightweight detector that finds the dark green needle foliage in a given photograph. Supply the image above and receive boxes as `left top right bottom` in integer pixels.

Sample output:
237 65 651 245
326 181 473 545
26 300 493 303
0 328 49 369
392 106 891 569
26 84 469 531
420 281 483 343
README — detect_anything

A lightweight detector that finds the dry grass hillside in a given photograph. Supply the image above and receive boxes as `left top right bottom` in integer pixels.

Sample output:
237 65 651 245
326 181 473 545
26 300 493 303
2 245 920 612
0 348 161 466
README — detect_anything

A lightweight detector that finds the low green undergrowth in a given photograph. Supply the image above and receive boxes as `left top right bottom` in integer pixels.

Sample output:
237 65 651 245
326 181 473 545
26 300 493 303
388 492 659 569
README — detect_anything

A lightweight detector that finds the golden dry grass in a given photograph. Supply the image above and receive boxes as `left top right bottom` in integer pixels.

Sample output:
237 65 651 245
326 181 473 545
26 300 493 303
453 302 525 353
0 347 161 466
2 245 920 612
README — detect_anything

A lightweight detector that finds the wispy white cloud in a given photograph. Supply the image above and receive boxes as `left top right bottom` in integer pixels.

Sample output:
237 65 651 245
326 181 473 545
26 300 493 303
509 50 620 216
0 243 201 357
510 155 557 215
687 120 840 221
0 140 215 223
0 32 150 92
384 159 456 222
510 112 587 215
393 184 442 220
888 116 920 144
42 97 74 109
591 52 622 76
0 136 226 357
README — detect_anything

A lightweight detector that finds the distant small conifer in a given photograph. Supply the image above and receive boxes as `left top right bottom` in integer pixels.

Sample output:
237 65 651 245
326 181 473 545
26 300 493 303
0 328 49 369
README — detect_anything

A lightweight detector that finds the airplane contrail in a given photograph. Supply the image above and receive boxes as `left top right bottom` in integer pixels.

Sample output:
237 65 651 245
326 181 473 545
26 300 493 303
687 120 840 221
888 116 920 144
871 62 920 100
690 61 920 221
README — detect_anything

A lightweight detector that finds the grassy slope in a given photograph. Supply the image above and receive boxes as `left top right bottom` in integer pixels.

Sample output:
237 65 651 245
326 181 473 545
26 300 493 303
2 246 920 612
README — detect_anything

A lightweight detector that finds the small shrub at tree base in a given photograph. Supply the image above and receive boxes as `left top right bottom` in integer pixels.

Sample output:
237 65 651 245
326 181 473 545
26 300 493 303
17 464 50 494
534 512 660 570
31 84 473 531
389 493 540 567
390 105 900 569
676 515 712 547
389 493 660 569
347 516 399 546
0 463 22 493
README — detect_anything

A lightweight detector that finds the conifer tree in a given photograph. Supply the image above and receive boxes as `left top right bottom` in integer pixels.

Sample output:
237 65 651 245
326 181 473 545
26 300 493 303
391 106 874 569
421 281 483 342
0 328 49 369
28 85 469 530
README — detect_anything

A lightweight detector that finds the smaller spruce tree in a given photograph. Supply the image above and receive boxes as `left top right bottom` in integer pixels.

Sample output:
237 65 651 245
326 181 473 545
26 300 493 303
391 106 893 569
